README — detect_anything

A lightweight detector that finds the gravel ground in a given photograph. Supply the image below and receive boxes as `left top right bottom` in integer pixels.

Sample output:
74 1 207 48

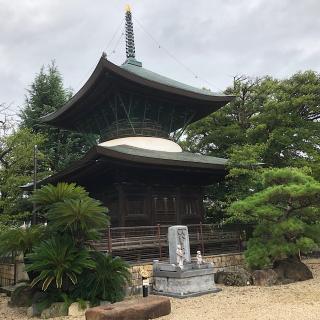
1 259 320 320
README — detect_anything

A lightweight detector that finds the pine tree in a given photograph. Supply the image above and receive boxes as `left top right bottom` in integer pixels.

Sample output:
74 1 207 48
228 168 320 269
20 62 93 172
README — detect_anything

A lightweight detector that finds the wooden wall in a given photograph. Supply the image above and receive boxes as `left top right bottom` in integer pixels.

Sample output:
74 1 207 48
94 183 204 227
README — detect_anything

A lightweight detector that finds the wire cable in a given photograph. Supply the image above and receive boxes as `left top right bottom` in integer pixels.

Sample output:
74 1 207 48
133 16 225 93
110 32 125 56
73 19 125 92
103 19 125 54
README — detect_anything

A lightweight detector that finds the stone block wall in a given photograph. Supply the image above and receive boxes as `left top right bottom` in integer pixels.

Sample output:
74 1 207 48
127 264 154 296
204 253 245 272
126 252 244 296
1 252 244 292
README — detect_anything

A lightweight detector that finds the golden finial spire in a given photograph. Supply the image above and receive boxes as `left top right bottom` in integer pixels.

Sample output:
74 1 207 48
123 4 141 66
125 4 135 59
125 4 131 12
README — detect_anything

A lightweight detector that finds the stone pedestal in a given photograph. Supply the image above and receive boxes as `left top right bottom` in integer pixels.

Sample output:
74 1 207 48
153 225 221 298
153 262 221 298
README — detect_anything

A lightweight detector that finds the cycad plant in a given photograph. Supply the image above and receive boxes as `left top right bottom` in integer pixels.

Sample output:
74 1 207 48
26 235 95 291
22 182 129 304
31 183 88 208
31 182 109 245
47 197 109 245
0 225 45 256
76 252 130 303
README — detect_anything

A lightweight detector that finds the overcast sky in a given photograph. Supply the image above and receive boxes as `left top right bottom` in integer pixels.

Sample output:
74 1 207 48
1 0 320 114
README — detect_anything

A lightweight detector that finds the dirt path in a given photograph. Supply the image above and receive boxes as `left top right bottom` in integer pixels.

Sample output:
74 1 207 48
1 259 320 320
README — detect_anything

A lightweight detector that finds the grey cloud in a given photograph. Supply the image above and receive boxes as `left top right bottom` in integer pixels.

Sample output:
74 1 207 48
0 0 320 111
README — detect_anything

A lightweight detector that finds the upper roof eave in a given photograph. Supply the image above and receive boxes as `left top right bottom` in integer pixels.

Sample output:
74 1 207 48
40 56 235 124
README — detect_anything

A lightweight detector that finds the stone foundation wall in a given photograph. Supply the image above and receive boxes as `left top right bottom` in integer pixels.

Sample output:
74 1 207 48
128 264 154 296
1 252 244 292
204 253 245 272
127 252 244 296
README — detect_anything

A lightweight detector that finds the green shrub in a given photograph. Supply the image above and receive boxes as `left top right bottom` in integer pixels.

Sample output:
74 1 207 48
16 183 128 305
0 225 46 256
31 183 109 245
75 252 130 303
47 197 109 245
31 183 88 208
26 235 95 291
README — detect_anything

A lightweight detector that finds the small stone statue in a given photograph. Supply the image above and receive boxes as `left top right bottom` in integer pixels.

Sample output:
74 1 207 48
196 250 203 266
176 244 184 268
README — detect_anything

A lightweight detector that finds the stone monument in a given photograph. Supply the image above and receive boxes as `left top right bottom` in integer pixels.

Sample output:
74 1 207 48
168 225 191 264
153 225 221 298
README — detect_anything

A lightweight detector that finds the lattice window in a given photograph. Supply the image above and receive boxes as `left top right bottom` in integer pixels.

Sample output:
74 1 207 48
184 199 198 216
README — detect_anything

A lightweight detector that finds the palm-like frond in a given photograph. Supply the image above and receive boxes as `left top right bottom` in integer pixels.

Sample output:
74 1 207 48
26 236 95 291
0 225 45 256
46 197 109 242
31 183 88 207
77 252 130 302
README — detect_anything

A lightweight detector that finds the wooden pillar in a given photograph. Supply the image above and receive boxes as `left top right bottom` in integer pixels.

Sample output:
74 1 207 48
157 224 162 259
199 186 205 223
148 186 154 225
176 186 181 224
107 226 112 255
116 183 126 227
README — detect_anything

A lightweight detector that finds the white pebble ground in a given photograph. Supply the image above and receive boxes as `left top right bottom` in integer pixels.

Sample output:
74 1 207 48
1 259 320 320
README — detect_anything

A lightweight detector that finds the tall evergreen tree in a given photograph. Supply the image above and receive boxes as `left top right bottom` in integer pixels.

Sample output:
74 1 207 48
183 71 320 171
0 128 50 216
20 62 93 172
180 76 267 158
250 71 320 171
182 71 320 222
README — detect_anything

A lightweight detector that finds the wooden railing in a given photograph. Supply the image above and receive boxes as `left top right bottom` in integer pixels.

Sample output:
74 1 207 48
91 224 243 263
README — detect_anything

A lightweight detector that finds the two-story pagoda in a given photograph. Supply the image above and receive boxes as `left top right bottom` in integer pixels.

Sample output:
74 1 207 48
34 7 234 228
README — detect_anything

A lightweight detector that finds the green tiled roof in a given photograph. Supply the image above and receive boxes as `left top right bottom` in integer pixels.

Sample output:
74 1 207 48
21 144 228 190
101 144 227 167
121 59 223 97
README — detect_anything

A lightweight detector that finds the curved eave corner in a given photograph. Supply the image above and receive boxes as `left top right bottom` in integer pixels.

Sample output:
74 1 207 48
40 57 106 124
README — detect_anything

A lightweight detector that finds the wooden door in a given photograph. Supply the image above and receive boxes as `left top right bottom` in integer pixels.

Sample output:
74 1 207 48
152 194 177 225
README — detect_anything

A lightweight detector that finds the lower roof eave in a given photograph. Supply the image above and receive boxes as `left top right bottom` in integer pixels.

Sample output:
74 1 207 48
21 145 229 190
